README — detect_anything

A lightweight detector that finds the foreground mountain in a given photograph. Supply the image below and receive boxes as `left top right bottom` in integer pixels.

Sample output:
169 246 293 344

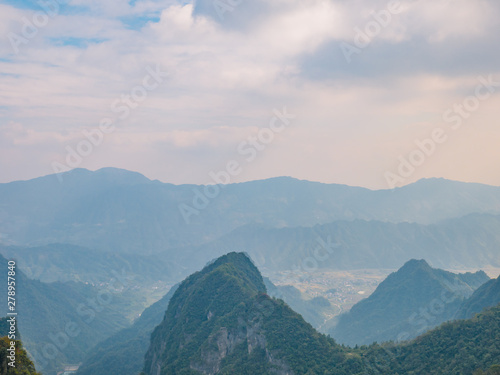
456 274 500 320
331 259 489 346
3 168 500 255
77 284 179 375
0 255 134 375
142 252 361 375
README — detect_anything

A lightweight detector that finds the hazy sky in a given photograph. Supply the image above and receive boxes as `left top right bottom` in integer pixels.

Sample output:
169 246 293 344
1 0 500 188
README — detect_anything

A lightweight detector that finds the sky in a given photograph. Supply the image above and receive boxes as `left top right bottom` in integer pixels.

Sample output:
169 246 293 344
1 0 500 189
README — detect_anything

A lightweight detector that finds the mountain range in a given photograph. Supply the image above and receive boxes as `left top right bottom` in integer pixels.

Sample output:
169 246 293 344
2 169 500 290
3 168 500 256
177 213 500 274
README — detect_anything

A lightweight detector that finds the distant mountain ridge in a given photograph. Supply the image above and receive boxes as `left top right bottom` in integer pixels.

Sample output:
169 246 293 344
331 259 490 346
0 243 181 284
4 212 500 292
181 213 500 273
2 168 500 256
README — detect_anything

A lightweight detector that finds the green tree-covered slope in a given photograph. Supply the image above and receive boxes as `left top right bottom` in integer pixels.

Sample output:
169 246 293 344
362 304 500 375
332 259 489 345
142 253 362 375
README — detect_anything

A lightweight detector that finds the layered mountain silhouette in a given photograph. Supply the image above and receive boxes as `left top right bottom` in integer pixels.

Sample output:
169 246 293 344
3 169 500 374
0 243 180 284
181 214 500 273
4 213 500 290
331 259 489 346
3 168 500 255
2 168 500 290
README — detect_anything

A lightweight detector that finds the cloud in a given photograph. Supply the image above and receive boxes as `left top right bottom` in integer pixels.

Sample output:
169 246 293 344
1 0 500 187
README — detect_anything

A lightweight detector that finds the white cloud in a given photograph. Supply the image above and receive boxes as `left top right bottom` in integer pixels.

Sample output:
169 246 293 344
1 0 500 187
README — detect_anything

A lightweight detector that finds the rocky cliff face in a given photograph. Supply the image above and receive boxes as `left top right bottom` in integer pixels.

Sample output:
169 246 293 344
192 320 263 374
189 312 294 375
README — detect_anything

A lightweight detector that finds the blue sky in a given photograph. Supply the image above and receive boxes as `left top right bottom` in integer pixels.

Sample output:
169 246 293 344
3 0 98 17
1 0 500 188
